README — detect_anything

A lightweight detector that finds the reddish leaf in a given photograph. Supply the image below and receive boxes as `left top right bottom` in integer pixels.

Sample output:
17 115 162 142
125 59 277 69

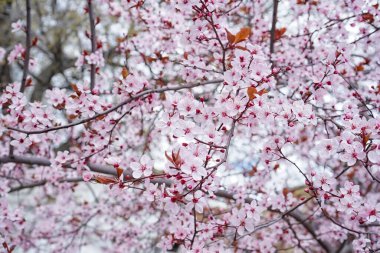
274 27 287 40
355 64 364 72
121 67 129 79
70 83 82 96
225 28 235 44
32 37 38 46
362 13 374 23
159 93 166 101
247 87 257 100
233 27 251 44
115 167 123 179
257 88 268 96
282 188 289 197
95 114 106 121
247 87 268 100
116 37 127 43
25 77 33 87
165 150 182 168
165 151 174 165
68 114 78 120
94 175 118 184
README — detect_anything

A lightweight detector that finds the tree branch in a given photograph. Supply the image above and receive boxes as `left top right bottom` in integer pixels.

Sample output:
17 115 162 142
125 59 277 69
87 0 96 89
269 0 278 56
7 79 223 134
20 0 31 93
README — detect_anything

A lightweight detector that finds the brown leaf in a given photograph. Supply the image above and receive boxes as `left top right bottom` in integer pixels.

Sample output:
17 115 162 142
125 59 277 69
362 13 374 23
54 102 66 110
116 37 126 43
115 167 124 179
68 114 78 120
274 27 287 40
95 114 106 121
355 64 364 72
32 37 38 46
257 88 268 96
165 151 174 165
248 166 257 177
25 77 33 87
247 87 257 100
234 27 251 44
247 87 268 100
225 28 236 44
282 188 289 197
159 93 166 101
165 150 182 168
70 83 82 96
94 175 118 184
121 67 129 79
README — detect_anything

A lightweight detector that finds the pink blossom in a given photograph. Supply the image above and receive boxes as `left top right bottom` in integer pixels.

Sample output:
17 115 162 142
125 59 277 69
230 208 255 235
11 20 24 33
121 74 144 93
339 141 365 166
181 157 207 181
245 201 264 222
317 138 339 157
85 50 105 67
130 155 153 179
313 171 336 192
7 44 24 63
185 190 205 213
10 132 32 152
82 171 93 182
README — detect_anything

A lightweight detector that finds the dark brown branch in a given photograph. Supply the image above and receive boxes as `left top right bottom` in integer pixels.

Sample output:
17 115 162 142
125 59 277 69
289 207 333 253
284 217 308 253
9 177 82 193
269 0 278 56
87 0 96 89
351 26 380 44
20 0 31 93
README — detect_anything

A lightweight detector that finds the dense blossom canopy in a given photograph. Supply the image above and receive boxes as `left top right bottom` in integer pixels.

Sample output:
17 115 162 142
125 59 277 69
0 0 380 252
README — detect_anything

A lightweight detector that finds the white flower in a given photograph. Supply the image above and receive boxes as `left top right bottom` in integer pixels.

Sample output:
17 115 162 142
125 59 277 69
230 208 255 235
130 155 153 179
10 132 32 152
181 157 207 181
11 20 23 33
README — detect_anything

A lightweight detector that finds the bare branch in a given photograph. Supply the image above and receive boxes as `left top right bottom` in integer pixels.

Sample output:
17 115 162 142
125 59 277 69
87 0 96 89
269 0 278 56
20 0 32 93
